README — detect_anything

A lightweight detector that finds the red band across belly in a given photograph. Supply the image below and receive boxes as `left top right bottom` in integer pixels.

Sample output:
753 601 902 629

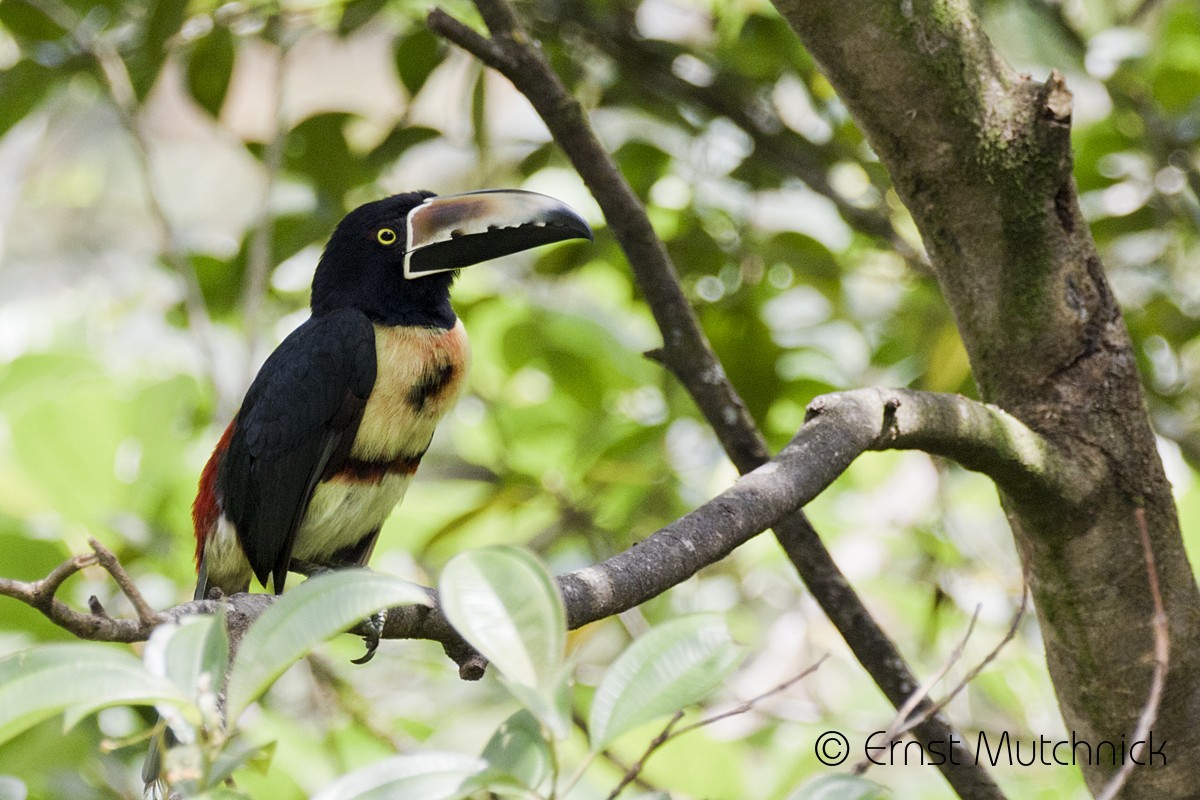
332 452 424 484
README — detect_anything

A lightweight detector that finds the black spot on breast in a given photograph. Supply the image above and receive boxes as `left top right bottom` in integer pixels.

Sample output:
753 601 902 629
408 362 457 412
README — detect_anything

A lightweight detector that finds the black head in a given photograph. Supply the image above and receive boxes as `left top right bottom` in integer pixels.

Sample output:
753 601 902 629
310 189 593 329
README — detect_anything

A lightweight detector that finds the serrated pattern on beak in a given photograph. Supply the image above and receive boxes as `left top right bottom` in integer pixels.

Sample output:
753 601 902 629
403 189 593 278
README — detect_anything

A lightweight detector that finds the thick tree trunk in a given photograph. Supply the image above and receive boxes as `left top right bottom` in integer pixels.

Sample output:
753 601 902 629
772 1 1200 796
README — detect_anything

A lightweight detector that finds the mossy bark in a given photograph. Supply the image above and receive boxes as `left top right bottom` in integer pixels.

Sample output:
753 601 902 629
773 0 1200 796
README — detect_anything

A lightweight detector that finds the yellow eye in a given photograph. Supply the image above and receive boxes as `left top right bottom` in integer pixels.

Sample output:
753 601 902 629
376 228 397 246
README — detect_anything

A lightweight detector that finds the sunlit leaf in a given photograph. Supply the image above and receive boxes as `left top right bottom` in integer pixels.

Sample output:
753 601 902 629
225 571 431 721
142 612 229 723
311 752 486 800
439 546 568 734
0 644 187 746
439 546 565 687
589 615 741 750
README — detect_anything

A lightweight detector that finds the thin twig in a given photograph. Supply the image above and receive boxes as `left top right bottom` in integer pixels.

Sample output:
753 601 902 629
607 657 828 799
570 712 658 794
33 552 96 602
1 549 147 643
852 608 981 775
1094 507 1168 800
606 711 683 800
853 589 1028 776
890 587 1029 744
673 654 829 738
89 538 162 627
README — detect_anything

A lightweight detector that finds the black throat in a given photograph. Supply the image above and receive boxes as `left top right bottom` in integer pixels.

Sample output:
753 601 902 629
310 254 458 329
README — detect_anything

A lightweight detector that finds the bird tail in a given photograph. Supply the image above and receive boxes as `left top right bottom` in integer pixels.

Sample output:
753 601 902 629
141 723 176 799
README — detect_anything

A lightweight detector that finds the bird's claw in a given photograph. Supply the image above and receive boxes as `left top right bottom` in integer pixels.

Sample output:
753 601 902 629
351 609 387 664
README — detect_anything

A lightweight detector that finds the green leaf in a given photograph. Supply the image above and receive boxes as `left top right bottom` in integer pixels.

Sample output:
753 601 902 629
481 709 553 790
394 27 445 97
789 774 884 800
0 60 59 139
0 644 187 746
187 26 236 118
127 0 187 99
438 547 566 723
283 113 371 196
142 613 229 712
0 1 65 40
365 125 439 170
224 571 431 721
311 752 486 800
588 615 741 750
338 0 386 35
207 737 274 787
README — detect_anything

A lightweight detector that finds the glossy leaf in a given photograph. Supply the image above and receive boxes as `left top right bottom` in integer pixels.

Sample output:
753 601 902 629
311 752 486 800
480 709 553 790
139 612 229 736
438 547 568 734
225 571 431 721
0 644 187 746
438 546 565 686
588 615 741 750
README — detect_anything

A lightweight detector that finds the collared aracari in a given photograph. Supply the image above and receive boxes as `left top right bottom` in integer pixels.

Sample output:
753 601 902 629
144 189 590 793
190 189 590 612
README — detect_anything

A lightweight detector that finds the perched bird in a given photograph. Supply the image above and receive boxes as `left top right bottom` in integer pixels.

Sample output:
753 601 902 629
144 189 590 792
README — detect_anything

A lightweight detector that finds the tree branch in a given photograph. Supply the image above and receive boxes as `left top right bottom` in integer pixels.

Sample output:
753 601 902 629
429 5 1014 796
4 387 1056 654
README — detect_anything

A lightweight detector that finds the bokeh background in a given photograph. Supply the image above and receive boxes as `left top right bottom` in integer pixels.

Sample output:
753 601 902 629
1 0 1198 797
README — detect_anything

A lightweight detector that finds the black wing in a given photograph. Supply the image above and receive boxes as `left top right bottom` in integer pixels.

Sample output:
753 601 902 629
217 308 377 592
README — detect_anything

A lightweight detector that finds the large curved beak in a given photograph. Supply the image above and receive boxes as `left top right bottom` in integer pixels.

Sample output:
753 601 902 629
403 189 594 279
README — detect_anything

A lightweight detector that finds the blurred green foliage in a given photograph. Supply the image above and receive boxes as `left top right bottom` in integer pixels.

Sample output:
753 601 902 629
0 0 1197 798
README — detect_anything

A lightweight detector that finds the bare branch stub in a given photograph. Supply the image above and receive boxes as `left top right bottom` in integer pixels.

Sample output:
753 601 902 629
89 538 162 627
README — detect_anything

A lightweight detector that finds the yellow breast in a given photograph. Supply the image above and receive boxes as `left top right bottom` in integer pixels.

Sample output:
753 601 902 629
350 320 470 463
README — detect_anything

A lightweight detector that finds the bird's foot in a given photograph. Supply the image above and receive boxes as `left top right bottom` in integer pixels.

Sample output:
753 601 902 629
351 609 387 665
290 558 335 578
